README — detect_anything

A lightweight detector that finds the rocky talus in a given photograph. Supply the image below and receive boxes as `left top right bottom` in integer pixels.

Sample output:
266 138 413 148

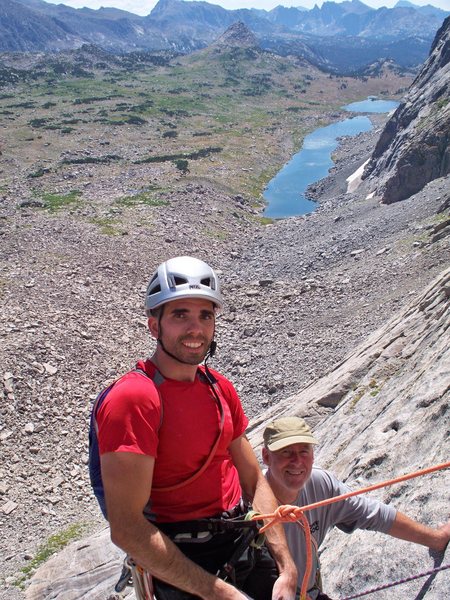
24 268 450 600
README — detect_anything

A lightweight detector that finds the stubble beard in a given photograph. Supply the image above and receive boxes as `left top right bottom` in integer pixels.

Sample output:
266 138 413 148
169 335 211 365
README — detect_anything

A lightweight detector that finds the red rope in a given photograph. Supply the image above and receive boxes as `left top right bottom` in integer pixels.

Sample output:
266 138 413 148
296 512 313 600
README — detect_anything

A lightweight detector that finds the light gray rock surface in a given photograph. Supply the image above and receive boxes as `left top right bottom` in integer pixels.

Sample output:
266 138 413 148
25 529 128 600
248 268 450 599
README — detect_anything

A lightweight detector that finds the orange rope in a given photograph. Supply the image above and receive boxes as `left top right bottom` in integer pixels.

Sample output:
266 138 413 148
255 461 449 600
296 511 313 600
254 461 450 533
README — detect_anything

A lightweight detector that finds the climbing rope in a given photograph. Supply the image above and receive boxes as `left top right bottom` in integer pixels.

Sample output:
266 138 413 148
296 511 313 600
339 562 450 599
253 461 450 533
252 460 450 599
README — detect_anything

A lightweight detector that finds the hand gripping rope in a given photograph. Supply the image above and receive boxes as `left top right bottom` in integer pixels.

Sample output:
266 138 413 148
252 461 450 600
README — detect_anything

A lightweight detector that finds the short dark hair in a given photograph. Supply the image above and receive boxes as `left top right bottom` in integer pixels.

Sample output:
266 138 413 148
149 305 164 319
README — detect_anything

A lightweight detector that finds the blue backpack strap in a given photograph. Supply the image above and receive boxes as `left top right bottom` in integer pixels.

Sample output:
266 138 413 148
88 382 117 518
88 367 164 519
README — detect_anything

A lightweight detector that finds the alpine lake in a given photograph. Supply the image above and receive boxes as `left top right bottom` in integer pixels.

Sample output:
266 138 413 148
263 98 400 219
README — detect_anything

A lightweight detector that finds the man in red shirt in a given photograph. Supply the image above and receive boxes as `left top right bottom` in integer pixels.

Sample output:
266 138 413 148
91 256 297 600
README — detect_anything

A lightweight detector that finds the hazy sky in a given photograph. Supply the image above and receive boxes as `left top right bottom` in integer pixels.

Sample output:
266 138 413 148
43 0 450 17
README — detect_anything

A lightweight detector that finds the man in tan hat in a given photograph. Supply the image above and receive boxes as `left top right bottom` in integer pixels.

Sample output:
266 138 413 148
262 416 450 600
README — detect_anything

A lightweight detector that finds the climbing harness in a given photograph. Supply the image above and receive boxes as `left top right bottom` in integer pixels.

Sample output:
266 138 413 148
216 510 265 582
113 510 264 599
252 460 450 600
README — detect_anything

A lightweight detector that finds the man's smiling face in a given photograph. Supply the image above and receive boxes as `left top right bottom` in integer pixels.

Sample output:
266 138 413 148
263 443 314 503
150 297 216 366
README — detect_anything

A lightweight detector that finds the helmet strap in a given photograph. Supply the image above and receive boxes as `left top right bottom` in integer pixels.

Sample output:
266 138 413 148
207 340 217 358
204 340 216 364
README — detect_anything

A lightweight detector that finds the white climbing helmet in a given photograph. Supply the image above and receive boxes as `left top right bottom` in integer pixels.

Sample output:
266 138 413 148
145 256 223 315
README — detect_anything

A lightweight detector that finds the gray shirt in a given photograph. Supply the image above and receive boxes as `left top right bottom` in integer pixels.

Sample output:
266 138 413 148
268 466 396 598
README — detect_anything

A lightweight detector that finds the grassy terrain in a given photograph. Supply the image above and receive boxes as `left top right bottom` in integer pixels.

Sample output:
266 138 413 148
0 46 413 213
14 523 87 589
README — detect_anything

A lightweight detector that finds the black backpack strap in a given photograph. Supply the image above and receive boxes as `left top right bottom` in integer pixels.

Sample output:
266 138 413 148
135 365 164 387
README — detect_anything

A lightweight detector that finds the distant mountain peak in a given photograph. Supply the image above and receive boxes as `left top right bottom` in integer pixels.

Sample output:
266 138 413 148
213 21 259 49
1 0 446 71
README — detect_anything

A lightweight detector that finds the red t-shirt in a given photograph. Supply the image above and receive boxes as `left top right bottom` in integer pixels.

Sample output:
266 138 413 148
96 360 248 522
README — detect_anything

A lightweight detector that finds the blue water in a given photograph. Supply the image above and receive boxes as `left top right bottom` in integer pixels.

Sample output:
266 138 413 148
343 98 399 114
263 98 400 219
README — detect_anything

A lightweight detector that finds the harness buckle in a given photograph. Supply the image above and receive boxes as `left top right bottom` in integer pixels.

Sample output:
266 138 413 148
172 531 212 542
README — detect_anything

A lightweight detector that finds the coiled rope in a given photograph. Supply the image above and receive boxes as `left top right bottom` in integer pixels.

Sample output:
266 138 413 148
252 460 450 600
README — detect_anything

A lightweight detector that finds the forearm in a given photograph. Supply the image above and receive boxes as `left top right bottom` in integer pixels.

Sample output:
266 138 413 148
388 512 450 552
230 435 297 598
252 475 297 575
111 518 243 600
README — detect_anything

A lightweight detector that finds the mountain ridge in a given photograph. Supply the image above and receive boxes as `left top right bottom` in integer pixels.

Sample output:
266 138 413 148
1 0 448 73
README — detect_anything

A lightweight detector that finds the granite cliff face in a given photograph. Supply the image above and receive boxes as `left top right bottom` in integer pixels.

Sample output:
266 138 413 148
248 267 450 600
363 16 450 204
